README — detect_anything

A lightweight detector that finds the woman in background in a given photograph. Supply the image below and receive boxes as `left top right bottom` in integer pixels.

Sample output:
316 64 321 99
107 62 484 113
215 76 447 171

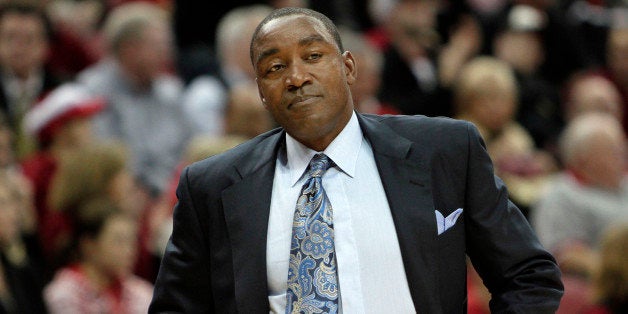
44 197 152 313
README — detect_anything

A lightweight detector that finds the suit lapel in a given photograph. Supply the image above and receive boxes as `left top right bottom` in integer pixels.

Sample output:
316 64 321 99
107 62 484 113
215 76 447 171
359 114 442 312
221 131 284 312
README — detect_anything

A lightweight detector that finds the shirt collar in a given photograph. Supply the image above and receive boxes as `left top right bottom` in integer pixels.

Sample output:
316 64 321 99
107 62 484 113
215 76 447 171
285 111 362 186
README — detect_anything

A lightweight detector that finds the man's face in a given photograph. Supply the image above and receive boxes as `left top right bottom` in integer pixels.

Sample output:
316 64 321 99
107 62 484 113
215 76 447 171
388 0 439 60
494 31 544 75
252 15 356 151
0 12 48 78
570 77 622 121
580 131 627 191
139 24 173 76
118 23 173 87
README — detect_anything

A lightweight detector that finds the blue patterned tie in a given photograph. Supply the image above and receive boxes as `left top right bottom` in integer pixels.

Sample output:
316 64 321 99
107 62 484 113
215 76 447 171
286 154 339 314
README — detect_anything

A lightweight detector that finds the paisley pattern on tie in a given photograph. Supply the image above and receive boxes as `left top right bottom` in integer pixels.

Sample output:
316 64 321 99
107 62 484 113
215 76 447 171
286 154 339 314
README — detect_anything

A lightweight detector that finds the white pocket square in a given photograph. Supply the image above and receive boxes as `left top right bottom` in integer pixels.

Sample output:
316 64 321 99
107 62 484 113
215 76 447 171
435 208 463 235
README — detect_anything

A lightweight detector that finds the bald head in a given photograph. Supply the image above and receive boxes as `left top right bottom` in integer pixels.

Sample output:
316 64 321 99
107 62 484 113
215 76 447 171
560 112 626 190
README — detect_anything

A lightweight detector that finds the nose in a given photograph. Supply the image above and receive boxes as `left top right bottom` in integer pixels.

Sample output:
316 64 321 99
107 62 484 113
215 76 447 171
285 61 312 91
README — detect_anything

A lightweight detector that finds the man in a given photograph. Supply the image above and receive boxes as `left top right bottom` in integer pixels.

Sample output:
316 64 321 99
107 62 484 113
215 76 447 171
533 112 628 272
0 1 62 158
603 26 628 134
531 112 627 313
77 2 192 197
150 7 563 313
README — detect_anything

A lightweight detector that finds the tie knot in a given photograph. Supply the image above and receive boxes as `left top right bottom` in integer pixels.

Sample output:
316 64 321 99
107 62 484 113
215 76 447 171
308 154 332 178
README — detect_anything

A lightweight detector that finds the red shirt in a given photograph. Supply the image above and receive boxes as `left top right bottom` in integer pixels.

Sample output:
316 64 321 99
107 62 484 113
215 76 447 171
21 152 73 268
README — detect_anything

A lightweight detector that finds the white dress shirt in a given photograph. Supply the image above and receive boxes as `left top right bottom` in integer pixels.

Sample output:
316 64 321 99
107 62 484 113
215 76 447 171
267 113 416 313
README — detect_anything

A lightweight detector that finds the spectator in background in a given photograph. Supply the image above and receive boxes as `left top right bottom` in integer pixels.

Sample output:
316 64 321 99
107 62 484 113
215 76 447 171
533 112 628 314
44 196 152 314
148 135 247 260
563 72 623 123
45 0 106 79
454 56 556 215
340 27 399 115
494 4 546 84
47 140 144 222
0 1 63 159
47 141 147 273
181 5 273 137
172 0 265 84
172 0 306 84
78 2 192 198
217 5 277 140
216 5 274 89
561 1 626 65
587 224 628 314
377 0 448 116
224 83 276 139
500 1 594 88
180 76 226 137
378 0 481 116
0 171 47 314
21 82 105 270
493 4 563 150
603 24 628 134
532 112 628 277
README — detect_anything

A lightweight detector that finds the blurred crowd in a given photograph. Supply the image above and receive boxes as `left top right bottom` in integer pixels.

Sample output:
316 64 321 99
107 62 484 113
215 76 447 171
0 0 625 313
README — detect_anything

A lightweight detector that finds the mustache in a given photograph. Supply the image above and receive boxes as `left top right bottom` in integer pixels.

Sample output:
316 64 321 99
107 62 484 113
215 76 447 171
286 88 321 106
291 95 318 103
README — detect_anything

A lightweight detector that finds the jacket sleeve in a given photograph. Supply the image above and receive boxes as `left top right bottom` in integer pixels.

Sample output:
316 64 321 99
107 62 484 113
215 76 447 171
463 122 563 313
149 166 214 313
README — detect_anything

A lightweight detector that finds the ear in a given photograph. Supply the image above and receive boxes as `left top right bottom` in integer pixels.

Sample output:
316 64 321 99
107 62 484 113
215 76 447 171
256 78 268 109
342 51 357 86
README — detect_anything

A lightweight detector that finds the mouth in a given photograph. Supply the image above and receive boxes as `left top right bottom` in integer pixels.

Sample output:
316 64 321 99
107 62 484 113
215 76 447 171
289 95 320 109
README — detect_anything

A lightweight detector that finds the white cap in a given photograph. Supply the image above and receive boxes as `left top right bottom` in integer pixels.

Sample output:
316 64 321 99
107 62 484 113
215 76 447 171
24 83 104 140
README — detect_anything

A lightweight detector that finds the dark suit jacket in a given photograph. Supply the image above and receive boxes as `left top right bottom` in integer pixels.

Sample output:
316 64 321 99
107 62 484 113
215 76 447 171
150 114 563 313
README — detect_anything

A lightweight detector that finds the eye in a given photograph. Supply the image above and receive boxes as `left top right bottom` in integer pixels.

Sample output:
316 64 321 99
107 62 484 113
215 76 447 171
306 52 322 60
267 64 285 73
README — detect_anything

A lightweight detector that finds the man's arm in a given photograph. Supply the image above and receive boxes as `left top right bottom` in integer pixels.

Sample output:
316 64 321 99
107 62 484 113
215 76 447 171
149 166 214 313
463 122 563 313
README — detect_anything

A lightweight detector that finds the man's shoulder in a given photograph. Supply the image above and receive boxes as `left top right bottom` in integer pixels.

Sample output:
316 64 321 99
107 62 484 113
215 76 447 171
186 128 283 179
364 113 468 127
361 113 474 144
